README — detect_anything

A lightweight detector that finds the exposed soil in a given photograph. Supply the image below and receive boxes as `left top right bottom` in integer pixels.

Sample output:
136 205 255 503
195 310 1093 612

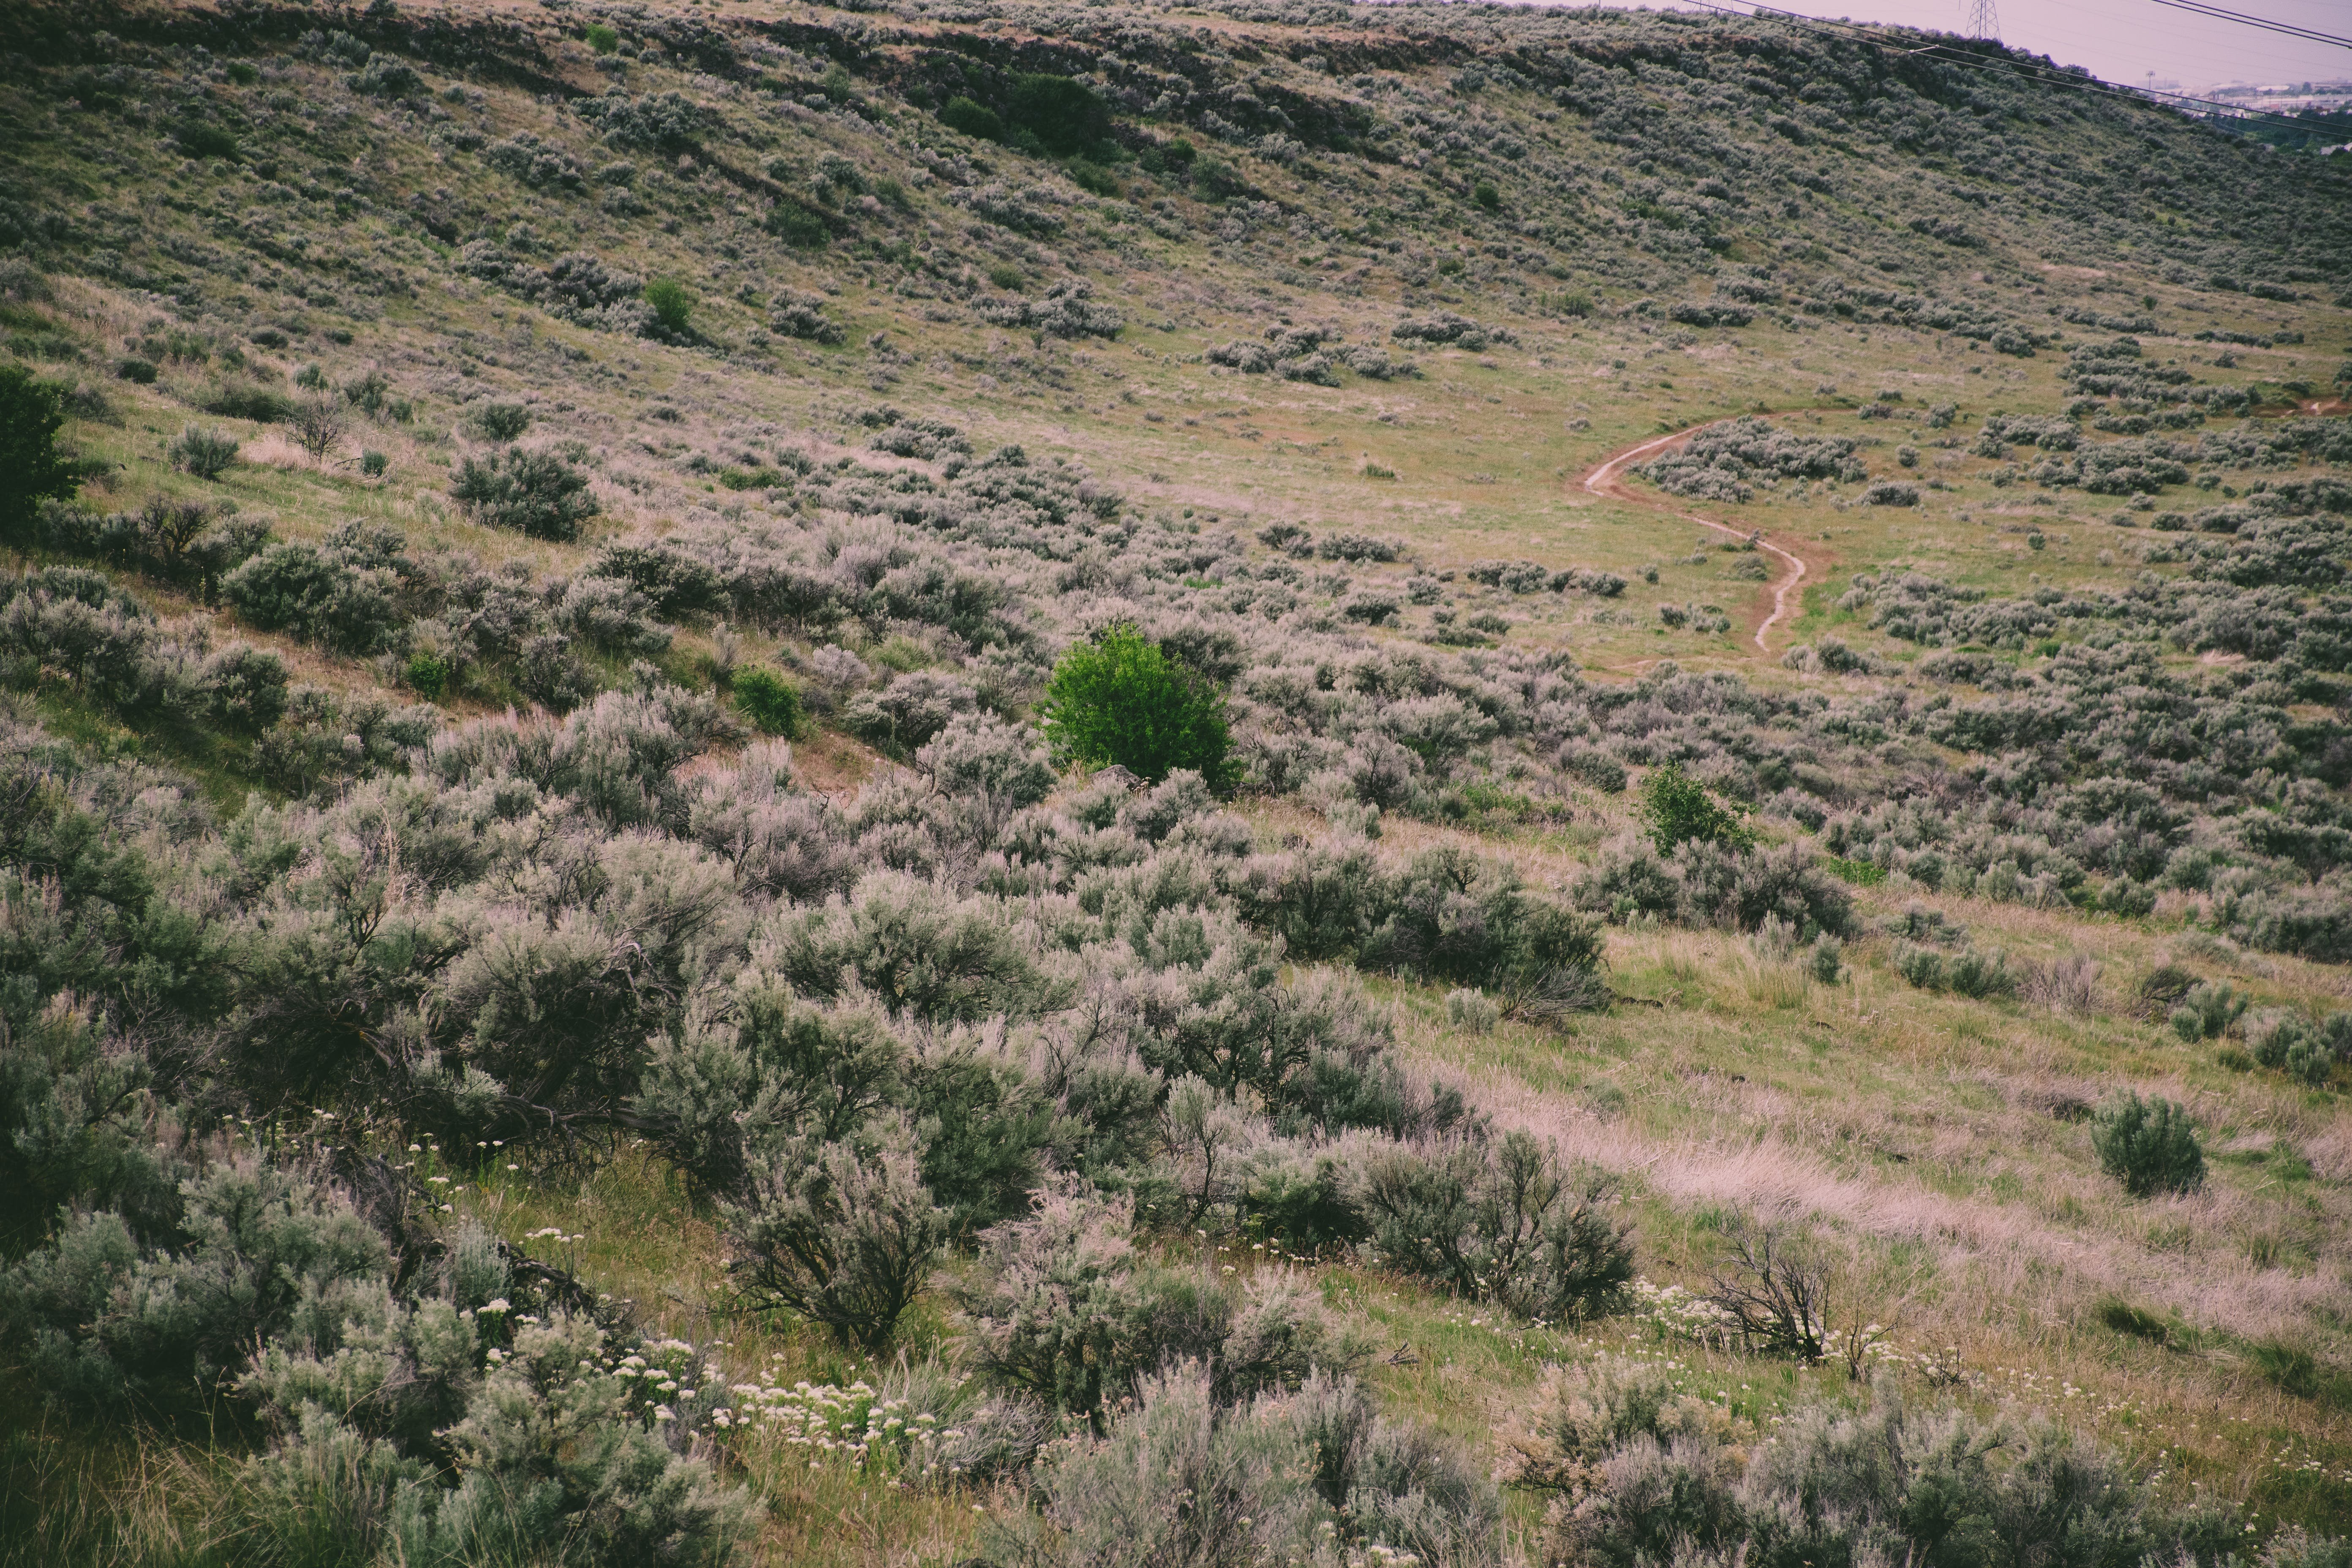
1578 421 1830 656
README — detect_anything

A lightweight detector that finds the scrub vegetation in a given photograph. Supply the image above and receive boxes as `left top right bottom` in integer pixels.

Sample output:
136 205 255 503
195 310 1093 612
0 0 2348 1562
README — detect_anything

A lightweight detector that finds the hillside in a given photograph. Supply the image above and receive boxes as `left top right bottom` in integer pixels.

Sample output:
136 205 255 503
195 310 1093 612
2 0 2351 1564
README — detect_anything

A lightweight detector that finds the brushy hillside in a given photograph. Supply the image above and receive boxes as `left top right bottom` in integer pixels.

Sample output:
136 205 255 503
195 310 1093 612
1 1 2350 1564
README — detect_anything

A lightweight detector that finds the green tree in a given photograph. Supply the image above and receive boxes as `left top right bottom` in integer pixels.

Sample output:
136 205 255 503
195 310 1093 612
644 278 694 338
1638 760 1757 854
1007 74 1110 155
1042 624 1233 789
0 365 81 544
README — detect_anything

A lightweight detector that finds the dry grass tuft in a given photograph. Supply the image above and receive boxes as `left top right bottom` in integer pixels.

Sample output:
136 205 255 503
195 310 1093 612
2021 953 2102 1015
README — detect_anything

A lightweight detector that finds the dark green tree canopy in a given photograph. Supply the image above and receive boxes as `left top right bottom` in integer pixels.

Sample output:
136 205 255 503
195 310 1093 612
1007 74 1110 155
0 365 81 543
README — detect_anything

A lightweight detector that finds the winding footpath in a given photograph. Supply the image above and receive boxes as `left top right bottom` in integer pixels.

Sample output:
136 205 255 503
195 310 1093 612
1578 424 1812 656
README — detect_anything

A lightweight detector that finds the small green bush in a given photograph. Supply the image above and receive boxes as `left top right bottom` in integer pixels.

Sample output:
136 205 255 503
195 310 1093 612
1892 941 2016 999
2169 980 2247 1042
174 123 239 161
986 261 1025 292
113 356 158 384
1064 157 1121 197
644 278 694 338
0 365 81 539
1190 156 1246 201
940 96 1004 142
584 22 619 52
200 381 294 423
466 400 531 440
1639 760 1756 854
766 198 831 249
405 650 449 700
2091 1092 2204 1196
1042 623 1233 789
359 449 387 478
733 668 805 736
1472 180 1501 210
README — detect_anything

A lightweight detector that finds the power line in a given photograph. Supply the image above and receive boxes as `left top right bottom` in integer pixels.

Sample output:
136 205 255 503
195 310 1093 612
2137 0 2352 52
1963 0 1998 44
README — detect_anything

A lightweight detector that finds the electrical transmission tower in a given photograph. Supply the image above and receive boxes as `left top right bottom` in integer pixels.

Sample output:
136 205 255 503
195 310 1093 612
1963 0 1999 41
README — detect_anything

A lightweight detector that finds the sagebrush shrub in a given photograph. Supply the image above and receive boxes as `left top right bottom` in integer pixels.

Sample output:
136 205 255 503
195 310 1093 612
0 1158 390 1412
841 670 979 756
236 1311 756 1568
913 711 1054 828
449 447 600 540
200 379 294 423
724 1121 946 1350
2170 980 2247 1041
517 631 597 711
202 643 290 730
466 400 531 440
769 289 847 343
1506 1359 2234 1568
957 1180 1359 1421
1809 933 1843 983
289 392 347 461
223 540 406 654
1016 1363 1501 1568
1893 940 2016 998
1353 1132 1633 1323
2091 1092 2204 1195
1446 987 1499 1034
2251 1015 2333 1086
167 423 240 480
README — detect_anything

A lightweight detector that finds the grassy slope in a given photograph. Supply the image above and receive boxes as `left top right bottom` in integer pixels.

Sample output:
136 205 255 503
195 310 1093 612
3 0 2351 1559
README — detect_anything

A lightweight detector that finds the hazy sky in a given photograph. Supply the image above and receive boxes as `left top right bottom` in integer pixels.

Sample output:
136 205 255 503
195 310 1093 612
1527 0 2350 94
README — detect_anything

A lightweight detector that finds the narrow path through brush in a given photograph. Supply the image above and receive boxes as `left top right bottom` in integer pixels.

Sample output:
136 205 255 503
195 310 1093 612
1579 422 1817 655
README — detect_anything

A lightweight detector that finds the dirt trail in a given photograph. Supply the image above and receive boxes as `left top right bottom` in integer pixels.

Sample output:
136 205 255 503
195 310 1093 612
1579 424 1816 656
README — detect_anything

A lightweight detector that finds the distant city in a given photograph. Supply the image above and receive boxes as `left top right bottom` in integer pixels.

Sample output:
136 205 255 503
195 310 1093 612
2145 75 2352 116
